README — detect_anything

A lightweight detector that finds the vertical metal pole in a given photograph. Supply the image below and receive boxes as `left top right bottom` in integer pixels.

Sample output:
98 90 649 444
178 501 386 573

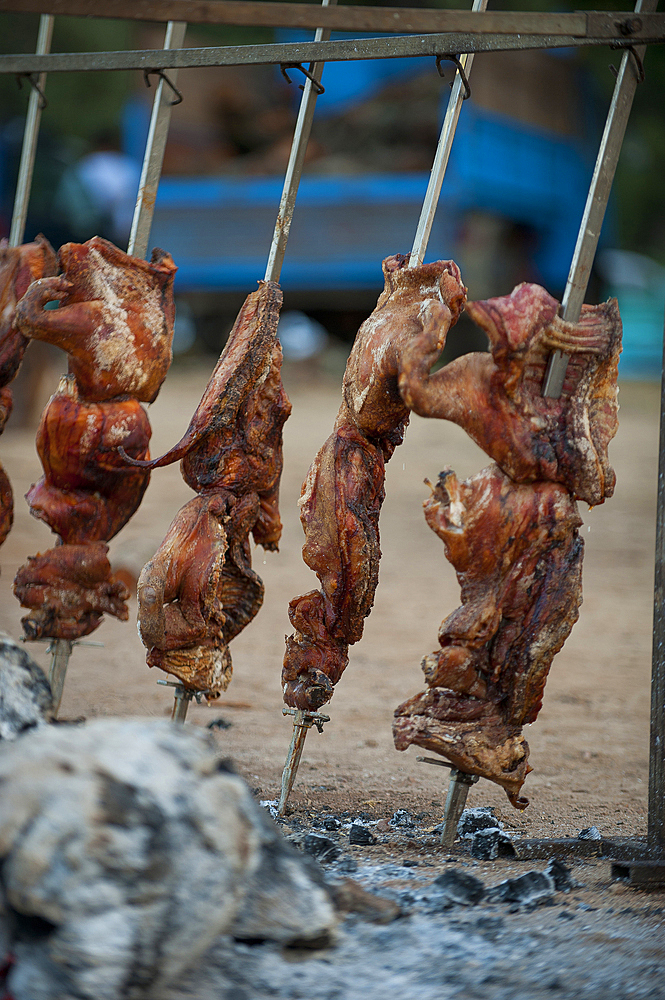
264 0 337 284
650 313 665 852
542 0 657 398
9 14 54 248
171 686 192 723
127 20 187 259
409 0 488 268
47 638 72 716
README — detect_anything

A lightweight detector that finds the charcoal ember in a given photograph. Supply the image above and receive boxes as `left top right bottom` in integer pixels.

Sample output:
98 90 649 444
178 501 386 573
304 833 341 863
349 824 376 846
457 807 500 839
469 828 516 860
390 809 415 829
322 815 341 831
207 717 232 730
545 859 577 892
430 869 485 906
578 826 601 840
487 870 555 908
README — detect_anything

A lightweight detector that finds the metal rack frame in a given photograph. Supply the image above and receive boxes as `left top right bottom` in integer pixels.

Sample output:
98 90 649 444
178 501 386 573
2 0 663 879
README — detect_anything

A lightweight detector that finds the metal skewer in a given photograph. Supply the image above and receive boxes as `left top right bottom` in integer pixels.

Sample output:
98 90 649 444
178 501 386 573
265 0 336 283
409 0 488 268
542 0 656 398
157 679 210 723
267 0 337 812
409 0 488 834
278 708 330 815
127 19 187 259
9 14 53 247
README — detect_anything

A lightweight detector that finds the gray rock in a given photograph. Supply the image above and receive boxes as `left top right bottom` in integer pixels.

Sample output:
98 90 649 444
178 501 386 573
303 833 341 864
0 631 52 740
0 718 336 1000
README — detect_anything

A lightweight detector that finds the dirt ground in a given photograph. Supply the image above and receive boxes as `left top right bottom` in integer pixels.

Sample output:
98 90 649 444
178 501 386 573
0 354 660 845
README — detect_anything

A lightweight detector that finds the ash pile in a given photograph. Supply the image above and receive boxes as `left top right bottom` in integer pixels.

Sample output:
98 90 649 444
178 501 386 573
0 685 662 1000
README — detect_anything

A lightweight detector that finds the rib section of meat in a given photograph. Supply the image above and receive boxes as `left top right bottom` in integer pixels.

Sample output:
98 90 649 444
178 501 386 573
129 281 290 697
282 255 467 712
399 282 622 506
0 235 58 548
393 464 584 807
16 236 176 403
26 375 151 543
14 542 130 640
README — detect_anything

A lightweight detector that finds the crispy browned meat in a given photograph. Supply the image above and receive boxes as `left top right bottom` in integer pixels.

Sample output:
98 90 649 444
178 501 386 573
128 281 289 693
399 283 621 507
392 464 584 807
283 255 467 711
15 237 176 403
13 542 129 640
0 234 57 388
26 375 151 544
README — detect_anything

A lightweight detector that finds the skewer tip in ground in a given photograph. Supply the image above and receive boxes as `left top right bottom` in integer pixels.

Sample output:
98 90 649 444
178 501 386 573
277 708 330 816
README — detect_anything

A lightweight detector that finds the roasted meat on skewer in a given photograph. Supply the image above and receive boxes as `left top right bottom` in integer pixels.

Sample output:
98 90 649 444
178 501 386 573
123 281 290 696
0 234 57 388
282 254 467 712
14 542 130 640
26 375 151 544
16 237 176 403
399 283 622 507
393 464 584 808
0 235 58 548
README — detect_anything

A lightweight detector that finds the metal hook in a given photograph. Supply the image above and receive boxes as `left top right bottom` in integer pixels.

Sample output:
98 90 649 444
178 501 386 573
280 62 325 96
609 43 645 85
143 68 183 106
15 73 47 110
435 55 471 101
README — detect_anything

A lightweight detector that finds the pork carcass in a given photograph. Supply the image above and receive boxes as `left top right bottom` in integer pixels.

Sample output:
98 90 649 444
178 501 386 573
14 542 130 640
393 464 584 807
282 254 467 711
0 234 57 389
122 281 290 694
26 375 151 544
15 237 176 403
399 283 621 507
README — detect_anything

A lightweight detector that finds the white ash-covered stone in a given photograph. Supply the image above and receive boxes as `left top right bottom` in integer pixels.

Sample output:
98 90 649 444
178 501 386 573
0 631 52 740
0 718 336 1000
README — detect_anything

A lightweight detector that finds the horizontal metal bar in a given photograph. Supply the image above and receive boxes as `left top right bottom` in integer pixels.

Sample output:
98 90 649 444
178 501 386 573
1 31 663 76
1 1 663 40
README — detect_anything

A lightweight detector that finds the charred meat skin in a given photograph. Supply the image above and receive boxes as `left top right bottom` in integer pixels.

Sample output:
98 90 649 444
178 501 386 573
399 283 621 507
16 237 176 403
13 542 129 640
127 281 290 695
393 464 583 808
0 234 57 389
26 375 151 544
283 255 467 711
